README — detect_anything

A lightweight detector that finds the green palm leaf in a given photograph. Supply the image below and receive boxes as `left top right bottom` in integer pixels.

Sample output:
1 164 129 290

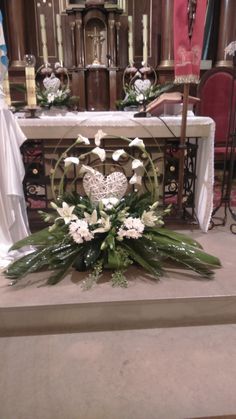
122 241 163 279
10 227 65 250
150 227 203 249
144 234 221 277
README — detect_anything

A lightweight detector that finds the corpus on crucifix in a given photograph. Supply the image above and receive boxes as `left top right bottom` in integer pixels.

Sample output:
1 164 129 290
88 26 105 65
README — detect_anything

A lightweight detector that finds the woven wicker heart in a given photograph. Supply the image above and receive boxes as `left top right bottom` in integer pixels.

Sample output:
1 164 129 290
83 171 128 203
134 78 151 94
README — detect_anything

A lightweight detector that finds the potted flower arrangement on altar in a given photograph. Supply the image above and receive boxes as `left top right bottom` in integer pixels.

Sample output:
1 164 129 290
117 64 174 111
117 81 174 111
36 64 79 110
5 130 221 288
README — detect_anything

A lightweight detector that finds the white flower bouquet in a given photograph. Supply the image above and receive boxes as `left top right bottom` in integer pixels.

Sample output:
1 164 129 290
5 130 221 288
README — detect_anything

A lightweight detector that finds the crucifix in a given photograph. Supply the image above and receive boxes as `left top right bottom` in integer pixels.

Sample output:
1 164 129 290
88 26 105 65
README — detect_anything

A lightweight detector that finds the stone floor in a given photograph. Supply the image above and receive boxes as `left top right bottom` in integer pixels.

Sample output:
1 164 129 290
1 325 236 419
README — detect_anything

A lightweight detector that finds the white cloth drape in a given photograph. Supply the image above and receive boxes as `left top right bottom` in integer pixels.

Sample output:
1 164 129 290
0 99 30 267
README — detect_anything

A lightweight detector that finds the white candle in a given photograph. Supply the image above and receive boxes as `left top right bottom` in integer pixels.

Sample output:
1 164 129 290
142 14 148 65
56 14 64 65
25 66 37 107
128 15 134 65
3 72 11 107
39 14 49 64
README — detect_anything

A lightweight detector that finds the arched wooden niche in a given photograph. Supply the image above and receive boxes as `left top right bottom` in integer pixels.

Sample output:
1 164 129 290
84 10 107 67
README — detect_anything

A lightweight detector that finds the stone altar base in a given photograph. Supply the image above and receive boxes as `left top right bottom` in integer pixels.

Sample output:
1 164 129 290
0 218 235 337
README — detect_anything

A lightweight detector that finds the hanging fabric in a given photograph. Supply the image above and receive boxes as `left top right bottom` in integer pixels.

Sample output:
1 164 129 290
0 9 30 267
174 0 207 84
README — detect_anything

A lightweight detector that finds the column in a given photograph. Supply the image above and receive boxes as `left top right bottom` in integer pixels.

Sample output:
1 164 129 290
69 20 76 67
75 12 84 68
5 0 26 68
159 0 174 68
216 0 236 67
108 12 116 67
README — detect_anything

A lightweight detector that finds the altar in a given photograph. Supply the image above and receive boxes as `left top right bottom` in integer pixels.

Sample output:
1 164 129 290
17 112 214 233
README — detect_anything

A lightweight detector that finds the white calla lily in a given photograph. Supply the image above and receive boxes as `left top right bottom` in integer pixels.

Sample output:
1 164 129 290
94 129 107 146
112 149 126 161
132 159 144 170
92 147 106 162
129 173 143 185
129 137 145 149
64 157 80 167
80 165 96 175
76 135 90 145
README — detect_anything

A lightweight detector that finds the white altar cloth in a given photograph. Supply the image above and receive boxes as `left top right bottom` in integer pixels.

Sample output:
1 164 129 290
0 103 30 267
17 112 215 233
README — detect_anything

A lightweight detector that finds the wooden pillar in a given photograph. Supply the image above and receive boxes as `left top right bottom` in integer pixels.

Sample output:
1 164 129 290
69 20 76 67
109 69 117 110
5 0 26 68
216 0 236 67
108 12 116 67
115 21 121 67
75 12 84 68
159 0 174 68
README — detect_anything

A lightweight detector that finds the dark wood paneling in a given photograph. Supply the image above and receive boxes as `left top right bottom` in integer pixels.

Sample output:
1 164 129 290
86 68 109 110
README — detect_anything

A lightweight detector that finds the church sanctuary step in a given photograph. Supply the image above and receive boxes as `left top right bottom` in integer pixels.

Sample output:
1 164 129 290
0 215 235 337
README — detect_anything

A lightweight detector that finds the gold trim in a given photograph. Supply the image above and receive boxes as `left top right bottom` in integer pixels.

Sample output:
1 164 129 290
215 60 233 68
10 60 26 67
158 60 174 68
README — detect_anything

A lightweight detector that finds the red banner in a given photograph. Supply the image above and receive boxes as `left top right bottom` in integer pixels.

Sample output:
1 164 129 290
174 0 207 83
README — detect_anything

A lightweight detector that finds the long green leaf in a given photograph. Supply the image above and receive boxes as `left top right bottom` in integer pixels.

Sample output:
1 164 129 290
144 234 221 277
150 227 203 249
47 251 79 285
122 242 162 279
10 227 65 250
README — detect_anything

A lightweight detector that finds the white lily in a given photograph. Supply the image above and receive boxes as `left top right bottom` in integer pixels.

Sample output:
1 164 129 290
112 149 126 161
76 135 90 145
129 137 145 149
84 209 98 225
64 157 80 167
141 210 159 227
129 173 143 186
93 216 111 234
55 202 78 224
149 201 159 210
92 147 106 162
94 129 107 146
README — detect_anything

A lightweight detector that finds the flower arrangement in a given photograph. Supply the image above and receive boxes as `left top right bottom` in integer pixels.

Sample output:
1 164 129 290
5 130 221 288
37 85 71 108
117 83 174 111
36 68 79 109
